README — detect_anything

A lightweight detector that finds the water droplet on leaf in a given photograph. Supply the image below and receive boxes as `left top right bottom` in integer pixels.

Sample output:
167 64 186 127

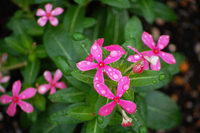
81 43 86 48
97 115 104 124
139 125 148 133
134 116 138 122
152 80 157 84
72 32 86 41
159 74 166 81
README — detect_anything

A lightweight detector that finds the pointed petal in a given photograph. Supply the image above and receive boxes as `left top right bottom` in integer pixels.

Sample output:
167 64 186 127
157 35 170 50
50 87 56 94
127 54 142 63
159 51 176 64
45 3 53 13
55 81 67 89
93 67 104 84
37 16 48 27
36 9 46 16
103 50 124 64
143 60 149 70
104 65 122 82
150 58 161 71
94 82 115 99
104 45 126 54
38 84 51 94
0 95 13 104
51 7 64 16
91 43 102 63
44 70 52 83
53 69 62 82
49 16 59 26
118 100 137 114
7 102 17 116
85 54 94 62
18 88 37 100
117 76 130 98
99 101 116 116
18 101 34 113
127 45 141 55
12 80 21 97
0 85 6 93
142 32 155 50
76 61 98 71
95 38 104 47
0 76 10 83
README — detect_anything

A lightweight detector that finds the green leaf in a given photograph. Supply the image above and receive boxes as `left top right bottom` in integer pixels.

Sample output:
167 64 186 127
108 112 121 125
63 5 85 35
104 8 129 45
154 1 177 21
135 94 147 121
55 56 73 76
34 93 46 111
88 88 99 110
129 3 143 16
20 34 33 50
100 0 130 8
24 59 40 85
27 25 44 36
7 18 25 35
35 45 48 59
83 17 97 28
145 90 182 129
48 87 86 103
129 70 165 87
0 39 19 56
74 0 87 5
27 109 37 122
68 106 95 121
87 118 104 133
123 87 134 101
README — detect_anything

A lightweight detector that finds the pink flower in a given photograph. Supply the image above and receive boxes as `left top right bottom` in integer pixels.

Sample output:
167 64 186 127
94 76 137 116
38 69 67 95
141 31 176 70
121 110 133 127
0 72 10 93
86 38 126 62
0 80 36 116
77 40 125 84
36 3 64 27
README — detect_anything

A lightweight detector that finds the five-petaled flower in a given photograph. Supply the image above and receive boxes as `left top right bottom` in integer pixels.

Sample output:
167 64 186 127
0 80 36 116
0 72 10 93
141 31 176 70
36 3 64 26
94 76 137 116
38 69 67 95
77 39 125 84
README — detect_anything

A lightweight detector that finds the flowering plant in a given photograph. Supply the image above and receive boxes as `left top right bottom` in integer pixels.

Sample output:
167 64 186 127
0 0 184 133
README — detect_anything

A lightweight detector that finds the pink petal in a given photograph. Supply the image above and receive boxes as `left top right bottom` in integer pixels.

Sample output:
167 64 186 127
53 69 62 82
37 16 48 27
18 88 37 100
150 58 161 71
50 87 56 94
49 16 59 26
85 54 94 62
127 45 141 55
94 82 115 99
117 76 130 98
12 80 21 97
142 31 155 50
7 102 17 116
103 50 124 64
157 35 170 50
127 54 142 63
44 71 52 83
159 51 176 64
104 45 126 54
0 85 6 93
76 61 98 71
51 7 64 16
91 43 102 63
36 9 46 16
141 51 154 58
38 84 51 94
45 3 53 13
143 60 149 70
118 100 137 114
18 101 34 113
55 81 67 89
103 65 122 82
99 101 116 116
0 95 13 104
93 67 104 84
0 76 10 83
95 38 104 47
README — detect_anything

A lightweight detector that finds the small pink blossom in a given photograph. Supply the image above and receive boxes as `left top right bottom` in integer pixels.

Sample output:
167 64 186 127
121 110 133 127
0 80 36 116
141 31 176 70
36 3 64 26
77 39 125 84
0 72 10 93
94 76 136 116
38 69 67 95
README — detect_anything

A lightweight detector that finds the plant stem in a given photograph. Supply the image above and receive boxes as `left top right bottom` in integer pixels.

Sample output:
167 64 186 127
0 61 28 72
123 60 142 74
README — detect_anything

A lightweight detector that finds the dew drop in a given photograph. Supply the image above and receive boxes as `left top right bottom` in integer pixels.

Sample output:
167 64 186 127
92 45 97 50
123 84 129 90
159 74 166 81
110 50 118 57
87 62 91 65
139 125 148 133
134 116 138 122
72 32 86 41
101 90 106 94
152 80 157 84
97 115 104 124
113 74 118 79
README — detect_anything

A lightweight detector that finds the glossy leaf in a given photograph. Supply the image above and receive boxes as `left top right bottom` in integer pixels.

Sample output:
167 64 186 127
74 0 87 5
83 17 97 28
87 118 104 133
88 88 99 110
145 90 182 129
108 112 121 125
34 93 46 111
100 0 130 8
135 94 147 121
122 87 134 101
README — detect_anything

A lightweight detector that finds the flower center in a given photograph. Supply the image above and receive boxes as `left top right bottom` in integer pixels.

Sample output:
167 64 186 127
114 97 120 103
153 48 159 54
98 62 104 68
51 82 55 87
46 13 51 17
13 96 19 103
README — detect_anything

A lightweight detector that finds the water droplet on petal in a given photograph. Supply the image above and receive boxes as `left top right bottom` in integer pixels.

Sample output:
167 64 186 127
108 68 112 71
126 107 130 111
87 62 91 65
123 85 129 90
113 74 118 79
101 90 106 94
110 50 118 57
92 45 97 50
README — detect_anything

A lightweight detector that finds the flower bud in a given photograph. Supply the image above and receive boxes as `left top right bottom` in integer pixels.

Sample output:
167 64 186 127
133 64 144 73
